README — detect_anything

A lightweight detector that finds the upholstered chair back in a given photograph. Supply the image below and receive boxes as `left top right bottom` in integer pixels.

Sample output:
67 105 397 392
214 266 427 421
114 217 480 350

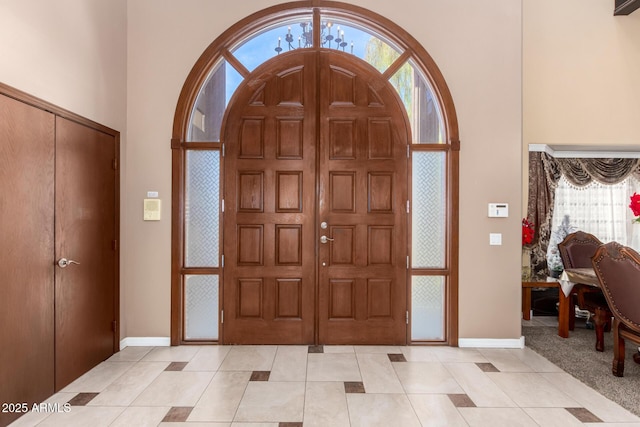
558 231 603 269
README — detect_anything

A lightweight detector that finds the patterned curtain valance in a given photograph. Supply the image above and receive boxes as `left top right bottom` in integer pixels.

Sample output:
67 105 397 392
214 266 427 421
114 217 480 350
550 156 640 187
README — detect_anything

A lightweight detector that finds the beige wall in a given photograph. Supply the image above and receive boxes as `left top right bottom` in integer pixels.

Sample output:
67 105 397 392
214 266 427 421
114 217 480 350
15 0 637 342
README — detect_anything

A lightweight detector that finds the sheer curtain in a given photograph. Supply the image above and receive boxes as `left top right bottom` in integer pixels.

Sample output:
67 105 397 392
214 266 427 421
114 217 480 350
549 175 640 251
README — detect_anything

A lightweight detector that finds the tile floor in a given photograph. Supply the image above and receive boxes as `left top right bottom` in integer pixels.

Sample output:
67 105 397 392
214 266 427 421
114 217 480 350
9 340 640 426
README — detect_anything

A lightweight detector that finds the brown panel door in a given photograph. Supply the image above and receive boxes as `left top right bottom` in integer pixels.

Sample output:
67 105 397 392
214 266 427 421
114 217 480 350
317 51 409 344
0 95 56 426
223 51 317 344
54 117 117 390
223 50 408 344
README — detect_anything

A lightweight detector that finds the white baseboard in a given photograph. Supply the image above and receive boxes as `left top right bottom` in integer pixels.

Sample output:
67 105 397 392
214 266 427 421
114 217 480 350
120 337 171 350
458 336 525 349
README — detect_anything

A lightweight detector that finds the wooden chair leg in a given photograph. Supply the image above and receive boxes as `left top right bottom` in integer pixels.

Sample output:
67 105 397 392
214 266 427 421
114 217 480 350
634 350 640 365
593 307 607 352
612 320 625 377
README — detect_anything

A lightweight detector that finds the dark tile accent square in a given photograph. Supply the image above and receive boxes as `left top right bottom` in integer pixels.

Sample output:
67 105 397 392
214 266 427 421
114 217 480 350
279 423 303 427
250 371 271 381
566 407 603 423
68 392 99 406
448 394 476 408
308 345 324 353
162 406 193 422
388 353 407 362
475 362 499 372
165 361 188 371
344 381 366 393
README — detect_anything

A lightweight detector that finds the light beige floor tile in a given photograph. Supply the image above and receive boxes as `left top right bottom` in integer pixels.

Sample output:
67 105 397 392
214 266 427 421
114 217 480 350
400 346 439 362
141 345 202 362
231 424 277 427
486 372 580 407
353 345 402 354
408 394 469 427
36 406 125 427
356 353 404 393
60 361 135 393
110 406 171 427
303 381 350 427
189 371 252 422
269 346 307 381
132 371 215 407
512 347 564 373
108 346 154 362
218 346 277 371
585 424 640 427
88 361 167 406
430 347 489 363
540 372 640 422
523 408 585 426
393 361 463 394
477 348 534 372
160 423 230 426
234 382 305 423
306 353 362 382
323 345 355 353
184 346 231 371
346 394 421 427
458 407 539 427
444 362 516 407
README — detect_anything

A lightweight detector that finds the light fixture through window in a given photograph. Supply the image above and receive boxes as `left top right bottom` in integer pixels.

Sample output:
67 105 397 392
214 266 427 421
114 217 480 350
275 21 353 54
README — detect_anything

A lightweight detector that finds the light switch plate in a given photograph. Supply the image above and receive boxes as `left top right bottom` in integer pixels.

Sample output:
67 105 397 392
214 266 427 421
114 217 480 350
489 233 502 245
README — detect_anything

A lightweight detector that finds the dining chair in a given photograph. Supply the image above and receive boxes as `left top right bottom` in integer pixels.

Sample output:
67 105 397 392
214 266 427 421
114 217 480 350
558 231 612 351
592 242 640 377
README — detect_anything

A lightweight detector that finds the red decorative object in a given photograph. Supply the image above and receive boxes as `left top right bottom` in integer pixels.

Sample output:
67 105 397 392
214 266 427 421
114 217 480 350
630 193 640 223
522 218 535 246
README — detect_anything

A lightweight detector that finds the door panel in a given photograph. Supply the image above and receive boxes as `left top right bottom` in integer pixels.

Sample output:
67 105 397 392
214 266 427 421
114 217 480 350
223 52 316 344
318 52 408 344
55 117 117 390
0 95 55 426
223 50 408 344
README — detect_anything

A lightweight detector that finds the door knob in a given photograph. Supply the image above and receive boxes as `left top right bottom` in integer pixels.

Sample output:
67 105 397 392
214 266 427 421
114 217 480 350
57 258 80 268
320 235 334 244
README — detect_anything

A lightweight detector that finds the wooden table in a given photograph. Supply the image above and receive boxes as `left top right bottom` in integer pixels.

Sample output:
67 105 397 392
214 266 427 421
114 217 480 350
557 268 600 338
521 280 559 320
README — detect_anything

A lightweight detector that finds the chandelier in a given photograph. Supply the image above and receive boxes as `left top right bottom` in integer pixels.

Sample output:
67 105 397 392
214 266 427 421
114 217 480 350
275 22 353 54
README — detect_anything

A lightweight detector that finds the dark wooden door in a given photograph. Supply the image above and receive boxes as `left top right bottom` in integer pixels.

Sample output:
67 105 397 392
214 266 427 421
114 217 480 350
54 117 117 390
317 52 408 344
0 94 56 427
223 50 408 344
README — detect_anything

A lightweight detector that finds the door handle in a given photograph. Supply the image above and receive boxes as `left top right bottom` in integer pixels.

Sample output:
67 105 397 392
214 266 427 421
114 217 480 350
320 235 334 244
57 258 80 268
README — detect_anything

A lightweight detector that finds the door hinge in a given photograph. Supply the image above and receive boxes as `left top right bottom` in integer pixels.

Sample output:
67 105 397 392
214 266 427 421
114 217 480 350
221 254 224 267
406 200 410 213
221 199 225 212
407 145 410 158
112 158 118 170
221 310 224 324
112 320 117 331
222 143 225 157
407 256 410 269
112 239 118 251
406 311 409 324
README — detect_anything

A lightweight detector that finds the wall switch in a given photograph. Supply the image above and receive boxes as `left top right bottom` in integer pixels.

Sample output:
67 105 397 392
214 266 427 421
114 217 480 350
489 233 502 245
147 191 159 198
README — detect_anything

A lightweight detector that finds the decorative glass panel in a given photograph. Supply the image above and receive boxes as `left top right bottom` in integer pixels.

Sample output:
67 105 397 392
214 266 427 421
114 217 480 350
411 275 445 340
185 150 220 267
412 151 446 268
390 59 444 144
185 275 219 340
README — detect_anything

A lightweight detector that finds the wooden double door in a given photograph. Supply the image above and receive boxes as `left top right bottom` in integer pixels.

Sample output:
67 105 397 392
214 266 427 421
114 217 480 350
223 50 409 345
0 90 118 426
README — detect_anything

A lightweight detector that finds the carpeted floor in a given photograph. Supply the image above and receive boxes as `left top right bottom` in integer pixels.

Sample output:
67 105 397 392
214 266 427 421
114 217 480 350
523 322 640 417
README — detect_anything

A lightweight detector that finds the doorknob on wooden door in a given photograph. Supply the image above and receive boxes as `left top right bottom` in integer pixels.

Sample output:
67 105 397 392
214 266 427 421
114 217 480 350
320 235 334 244
57 258 80 268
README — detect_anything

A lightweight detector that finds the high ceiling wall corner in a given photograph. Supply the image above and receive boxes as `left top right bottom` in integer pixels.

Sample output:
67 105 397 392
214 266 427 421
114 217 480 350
614 0 640 15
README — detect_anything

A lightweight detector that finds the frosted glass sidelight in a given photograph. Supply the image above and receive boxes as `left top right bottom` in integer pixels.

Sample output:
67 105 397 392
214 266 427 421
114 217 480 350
185 150 220 267
412 151 446 268
411 276 445 340
185 275 219 340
